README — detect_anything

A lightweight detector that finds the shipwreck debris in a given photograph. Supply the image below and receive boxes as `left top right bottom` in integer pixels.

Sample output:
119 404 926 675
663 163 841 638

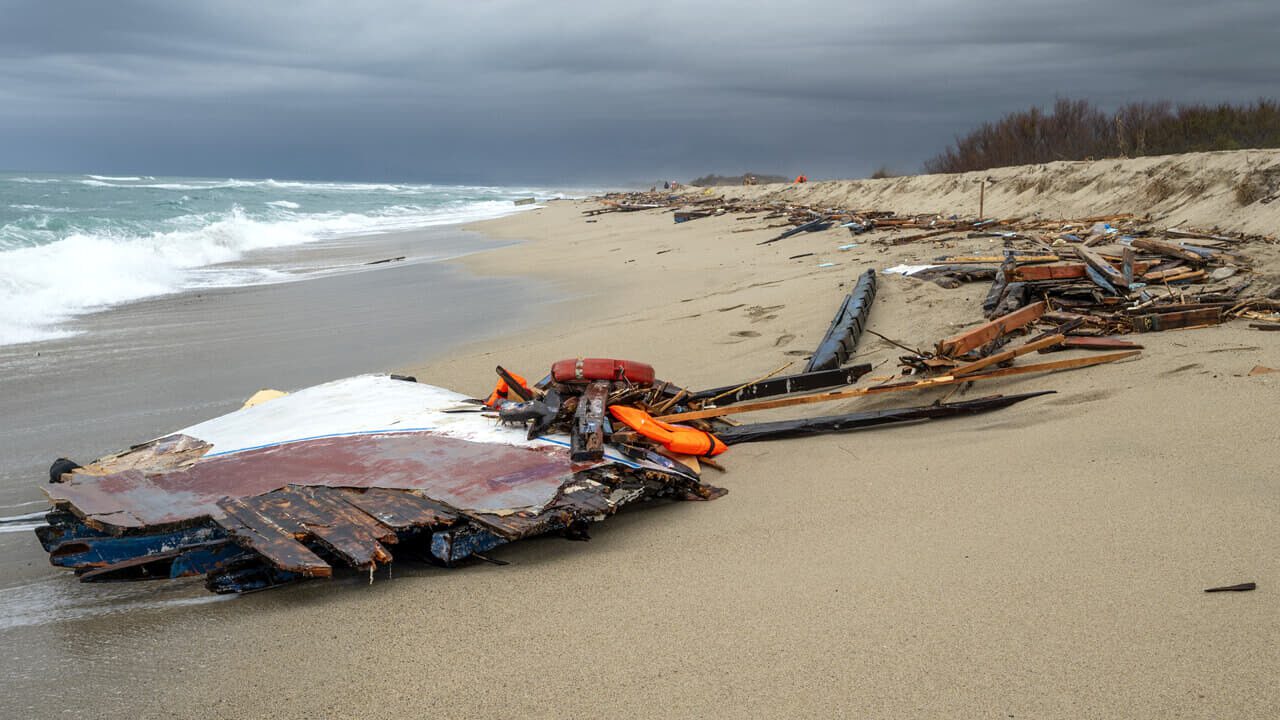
804 268 877 372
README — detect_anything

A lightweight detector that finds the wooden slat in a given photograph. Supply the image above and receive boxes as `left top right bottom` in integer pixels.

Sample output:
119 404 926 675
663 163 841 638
936 255 1059 264
936 301 1046 357
1013 264 1087 281
338 488 458 531
265 487 395 568
1130 308 1221 333
950 334 1065 376
1075 246 1129 289
1131 238 1205 264
657 350 1141 422
215 498 332 577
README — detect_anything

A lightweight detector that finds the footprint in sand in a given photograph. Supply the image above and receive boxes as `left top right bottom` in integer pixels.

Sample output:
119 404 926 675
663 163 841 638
774 333 795 347
730 330 761 338
784 350 810 357
745 304 784 320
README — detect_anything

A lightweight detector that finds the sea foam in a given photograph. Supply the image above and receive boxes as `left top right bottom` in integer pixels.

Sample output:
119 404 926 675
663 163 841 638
0 185 550 346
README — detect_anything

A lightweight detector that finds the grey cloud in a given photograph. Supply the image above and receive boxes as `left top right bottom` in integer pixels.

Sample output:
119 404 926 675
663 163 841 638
1 0 1277 184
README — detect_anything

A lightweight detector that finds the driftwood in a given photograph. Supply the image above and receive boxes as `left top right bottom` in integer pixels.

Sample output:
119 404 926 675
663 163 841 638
658 350 1140 422
716 392 1053 444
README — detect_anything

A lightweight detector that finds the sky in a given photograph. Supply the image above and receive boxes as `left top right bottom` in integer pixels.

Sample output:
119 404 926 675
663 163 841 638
2 0 1278 185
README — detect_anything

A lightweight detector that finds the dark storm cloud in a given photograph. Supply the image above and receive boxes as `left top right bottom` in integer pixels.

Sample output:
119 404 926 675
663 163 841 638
1 0 1277 183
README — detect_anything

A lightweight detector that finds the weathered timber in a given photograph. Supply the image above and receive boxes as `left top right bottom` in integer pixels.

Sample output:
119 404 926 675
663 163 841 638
804 269 877 372
570 380 609 462
1131 238 1204 264
78 540 250 583
1130 307 1222 332
890 228 955 245
935 254 1059 264
1075 245 1129 290
1122 247 1136 287
1042 337 1144 352
716 392 1054 444
1014 264 1088 281
216 497 333 577
686 364 874 405
657 350 1141 422
49 524 223 570
339 488 458 531
937 301 1046 358
950 334 1065 376
1084 265 1121 295
1166 228 1244 244
262 486 397 568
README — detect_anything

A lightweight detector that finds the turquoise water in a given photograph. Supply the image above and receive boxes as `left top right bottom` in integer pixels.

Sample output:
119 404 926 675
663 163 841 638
0 173 568 345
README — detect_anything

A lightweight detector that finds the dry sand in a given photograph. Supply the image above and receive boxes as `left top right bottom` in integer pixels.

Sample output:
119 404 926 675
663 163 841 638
156 152 1276 718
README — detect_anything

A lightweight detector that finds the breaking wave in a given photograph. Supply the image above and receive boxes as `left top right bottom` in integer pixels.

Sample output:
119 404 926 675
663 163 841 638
0 173 571 346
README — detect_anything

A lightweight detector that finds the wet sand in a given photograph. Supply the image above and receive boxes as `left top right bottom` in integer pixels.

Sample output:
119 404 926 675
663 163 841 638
5 154 1279 718
0 225 556 713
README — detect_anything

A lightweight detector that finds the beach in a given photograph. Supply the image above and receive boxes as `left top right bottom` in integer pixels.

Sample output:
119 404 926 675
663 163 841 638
5 152 1279 718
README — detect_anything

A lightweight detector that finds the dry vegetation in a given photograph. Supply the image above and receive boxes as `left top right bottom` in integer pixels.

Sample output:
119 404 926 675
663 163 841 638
925 98 1280 175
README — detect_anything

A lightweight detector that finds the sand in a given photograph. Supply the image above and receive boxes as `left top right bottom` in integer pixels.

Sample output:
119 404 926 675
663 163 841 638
18 152 1280 718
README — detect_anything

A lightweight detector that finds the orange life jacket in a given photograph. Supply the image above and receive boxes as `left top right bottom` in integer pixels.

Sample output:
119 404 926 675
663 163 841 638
485 371 530 407
794 175 808 183
610 405 727 457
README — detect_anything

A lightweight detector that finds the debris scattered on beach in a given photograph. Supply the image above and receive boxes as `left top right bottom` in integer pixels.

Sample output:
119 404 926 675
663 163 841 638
590 189 1280 335
36 189 1277 598
36 317 1096 595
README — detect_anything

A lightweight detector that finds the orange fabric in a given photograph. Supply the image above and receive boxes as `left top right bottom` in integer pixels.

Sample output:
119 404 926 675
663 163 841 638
794 175 808 183
610 405 727 457
484 371 529 407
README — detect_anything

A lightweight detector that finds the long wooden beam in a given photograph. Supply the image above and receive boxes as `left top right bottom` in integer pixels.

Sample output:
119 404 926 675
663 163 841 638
656 350 1140 422
950 334 1065 376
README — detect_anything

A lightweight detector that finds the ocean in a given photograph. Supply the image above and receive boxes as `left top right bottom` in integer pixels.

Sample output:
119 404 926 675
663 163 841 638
0 171 573 664
0 172 570 346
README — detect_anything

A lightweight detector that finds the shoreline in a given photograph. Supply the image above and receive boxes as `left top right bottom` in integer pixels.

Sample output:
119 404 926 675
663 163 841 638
7 152 1279 719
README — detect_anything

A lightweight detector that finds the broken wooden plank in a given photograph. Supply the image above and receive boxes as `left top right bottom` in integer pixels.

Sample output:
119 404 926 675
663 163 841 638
338 488 458 531
937 301 1046 358
686 364 874 405
570 380 609 462
1041 337 1144 352
658 350 1140 422
1130 238 1205 264
1013 264 1088 281
935 254 1059 264
1130 307 1222 332
890 228 955 245
263 486 396 568
950 334 1066 376
716 392 1054 444
1122 247 1136 287
1075 245 1128 290
215 497 332 577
